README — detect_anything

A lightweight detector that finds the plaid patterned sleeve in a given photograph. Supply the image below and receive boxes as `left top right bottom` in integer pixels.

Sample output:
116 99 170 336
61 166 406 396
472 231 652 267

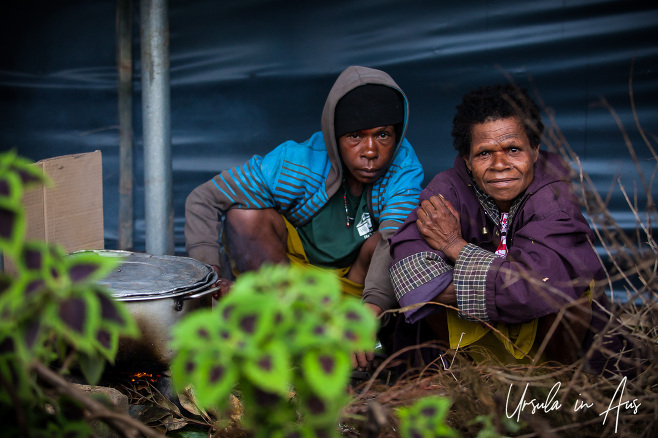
454 243 496 322
389 251 453 301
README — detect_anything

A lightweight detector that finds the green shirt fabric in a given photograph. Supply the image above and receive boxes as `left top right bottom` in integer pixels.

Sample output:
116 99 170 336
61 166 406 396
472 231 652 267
297 186 373 268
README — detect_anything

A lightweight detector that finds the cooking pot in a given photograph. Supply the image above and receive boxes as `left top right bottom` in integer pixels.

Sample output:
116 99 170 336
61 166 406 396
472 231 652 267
73 250 218 371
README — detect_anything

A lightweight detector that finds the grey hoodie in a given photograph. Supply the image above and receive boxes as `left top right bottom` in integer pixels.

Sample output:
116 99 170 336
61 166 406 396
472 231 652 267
185 66 424 311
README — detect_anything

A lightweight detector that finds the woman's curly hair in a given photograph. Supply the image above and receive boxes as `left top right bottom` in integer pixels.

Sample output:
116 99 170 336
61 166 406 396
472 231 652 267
451 84 544 156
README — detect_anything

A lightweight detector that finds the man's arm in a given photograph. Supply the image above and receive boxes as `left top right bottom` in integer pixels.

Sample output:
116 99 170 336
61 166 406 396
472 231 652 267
361 227 399 312
184 179 229 267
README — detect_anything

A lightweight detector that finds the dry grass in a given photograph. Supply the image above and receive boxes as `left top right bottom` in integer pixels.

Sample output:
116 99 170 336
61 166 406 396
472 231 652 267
111 76 656 438
340 73 657 438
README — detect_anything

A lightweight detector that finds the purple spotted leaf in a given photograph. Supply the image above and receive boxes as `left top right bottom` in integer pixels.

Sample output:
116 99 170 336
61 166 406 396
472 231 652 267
218 292 277 345
302 349 350 400
336 298 378 350
16 169 43 187
397 396 457 438
252 386 283 409
23 247 43 270
23 320 41 349
187 354 238 408
58 297 88 335
296 388 345 426
96 291 126 326
96 328 112 350
69 263 100 283
242 340 291 396
221 303 234 321
238 380 297 429
169 309 218 352
305 394 327 415
0 336 15 354
0 275 11 296
169 349 198 394
0 206 16 240
89 285 138 344
25 279 45 297
65 251 120 285
239 313 258 334
91 326 122 362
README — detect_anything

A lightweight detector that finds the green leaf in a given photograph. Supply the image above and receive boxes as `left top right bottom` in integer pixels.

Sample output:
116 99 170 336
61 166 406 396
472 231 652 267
289 316 340 353
65 251 121 285
94 286 139 338
218 292 278 349
242 340 291 396
18 241 66 293
397 396 459 438
228 268 271 297
239 380 297 431
0 275 27 324
169 349 199 394
170 308 218 351
2 150 50 190
269 424 320 438
296 388 347 427
301 348 350 400
0 194 25 256
48 290 101 354
167 427 210 438
335 298 378 350
0 355 33 401
78 351 106 386
293 267 341 307
191 353 239 409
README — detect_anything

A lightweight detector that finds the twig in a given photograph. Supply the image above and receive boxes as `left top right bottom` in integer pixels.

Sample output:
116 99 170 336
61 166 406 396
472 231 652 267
0 367 30 437
31 360 165 438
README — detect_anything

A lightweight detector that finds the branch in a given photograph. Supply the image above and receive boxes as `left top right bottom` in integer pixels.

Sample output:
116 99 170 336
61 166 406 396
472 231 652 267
30 360 165 438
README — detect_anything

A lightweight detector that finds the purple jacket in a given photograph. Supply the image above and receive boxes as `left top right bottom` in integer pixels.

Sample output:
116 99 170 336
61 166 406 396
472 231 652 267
389 150 604 325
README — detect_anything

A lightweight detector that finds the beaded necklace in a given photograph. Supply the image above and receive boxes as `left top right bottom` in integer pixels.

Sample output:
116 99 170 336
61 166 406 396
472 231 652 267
343 179 355 227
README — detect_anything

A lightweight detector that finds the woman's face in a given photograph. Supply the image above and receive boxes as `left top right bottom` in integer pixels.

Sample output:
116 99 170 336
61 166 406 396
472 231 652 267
463 117 539 212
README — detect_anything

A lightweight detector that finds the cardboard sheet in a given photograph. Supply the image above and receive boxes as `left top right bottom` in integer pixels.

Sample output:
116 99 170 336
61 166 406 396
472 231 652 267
3 151 104 273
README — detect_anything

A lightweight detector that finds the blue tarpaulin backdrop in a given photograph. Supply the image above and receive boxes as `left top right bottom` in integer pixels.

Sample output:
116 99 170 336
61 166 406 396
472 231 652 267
1 1 656 268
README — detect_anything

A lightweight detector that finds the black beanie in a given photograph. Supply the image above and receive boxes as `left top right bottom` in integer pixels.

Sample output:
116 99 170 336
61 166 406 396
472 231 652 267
334 84 405 138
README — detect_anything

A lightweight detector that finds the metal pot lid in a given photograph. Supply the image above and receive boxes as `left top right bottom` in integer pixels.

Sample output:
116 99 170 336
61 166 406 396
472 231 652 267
70 250 217 300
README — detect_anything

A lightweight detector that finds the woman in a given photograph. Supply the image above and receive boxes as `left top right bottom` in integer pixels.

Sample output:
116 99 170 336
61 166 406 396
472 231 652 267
389 84 625 372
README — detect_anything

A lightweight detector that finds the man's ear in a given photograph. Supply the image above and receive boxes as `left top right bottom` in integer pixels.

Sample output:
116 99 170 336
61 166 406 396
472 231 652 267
533 145 540 163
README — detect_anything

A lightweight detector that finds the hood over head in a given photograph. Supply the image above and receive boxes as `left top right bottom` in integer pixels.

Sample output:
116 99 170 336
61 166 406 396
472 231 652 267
334 84 405 137
321 66 409 196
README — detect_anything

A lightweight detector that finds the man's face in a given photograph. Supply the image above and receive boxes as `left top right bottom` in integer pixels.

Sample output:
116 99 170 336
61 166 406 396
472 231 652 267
464 117 539 212
338 125 397 185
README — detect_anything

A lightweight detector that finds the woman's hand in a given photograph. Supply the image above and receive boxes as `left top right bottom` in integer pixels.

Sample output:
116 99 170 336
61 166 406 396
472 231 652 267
416 194 465 262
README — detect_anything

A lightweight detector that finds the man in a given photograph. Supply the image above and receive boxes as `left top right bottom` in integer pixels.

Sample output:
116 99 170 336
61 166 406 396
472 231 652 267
185 66 424 368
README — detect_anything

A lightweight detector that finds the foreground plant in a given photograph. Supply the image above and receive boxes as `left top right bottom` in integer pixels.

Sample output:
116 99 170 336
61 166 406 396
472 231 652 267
397 396 459 438
169 263 378 437
0 150 141 436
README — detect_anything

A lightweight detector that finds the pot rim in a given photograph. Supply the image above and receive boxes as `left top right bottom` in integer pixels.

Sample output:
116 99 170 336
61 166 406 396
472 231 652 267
68 249 218 301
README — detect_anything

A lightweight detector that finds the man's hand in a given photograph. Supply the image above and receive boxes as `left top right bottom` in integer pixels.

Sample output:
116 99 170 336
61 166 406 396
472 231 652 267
416 194 466 262
210 265 233 299
351 303 383 371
